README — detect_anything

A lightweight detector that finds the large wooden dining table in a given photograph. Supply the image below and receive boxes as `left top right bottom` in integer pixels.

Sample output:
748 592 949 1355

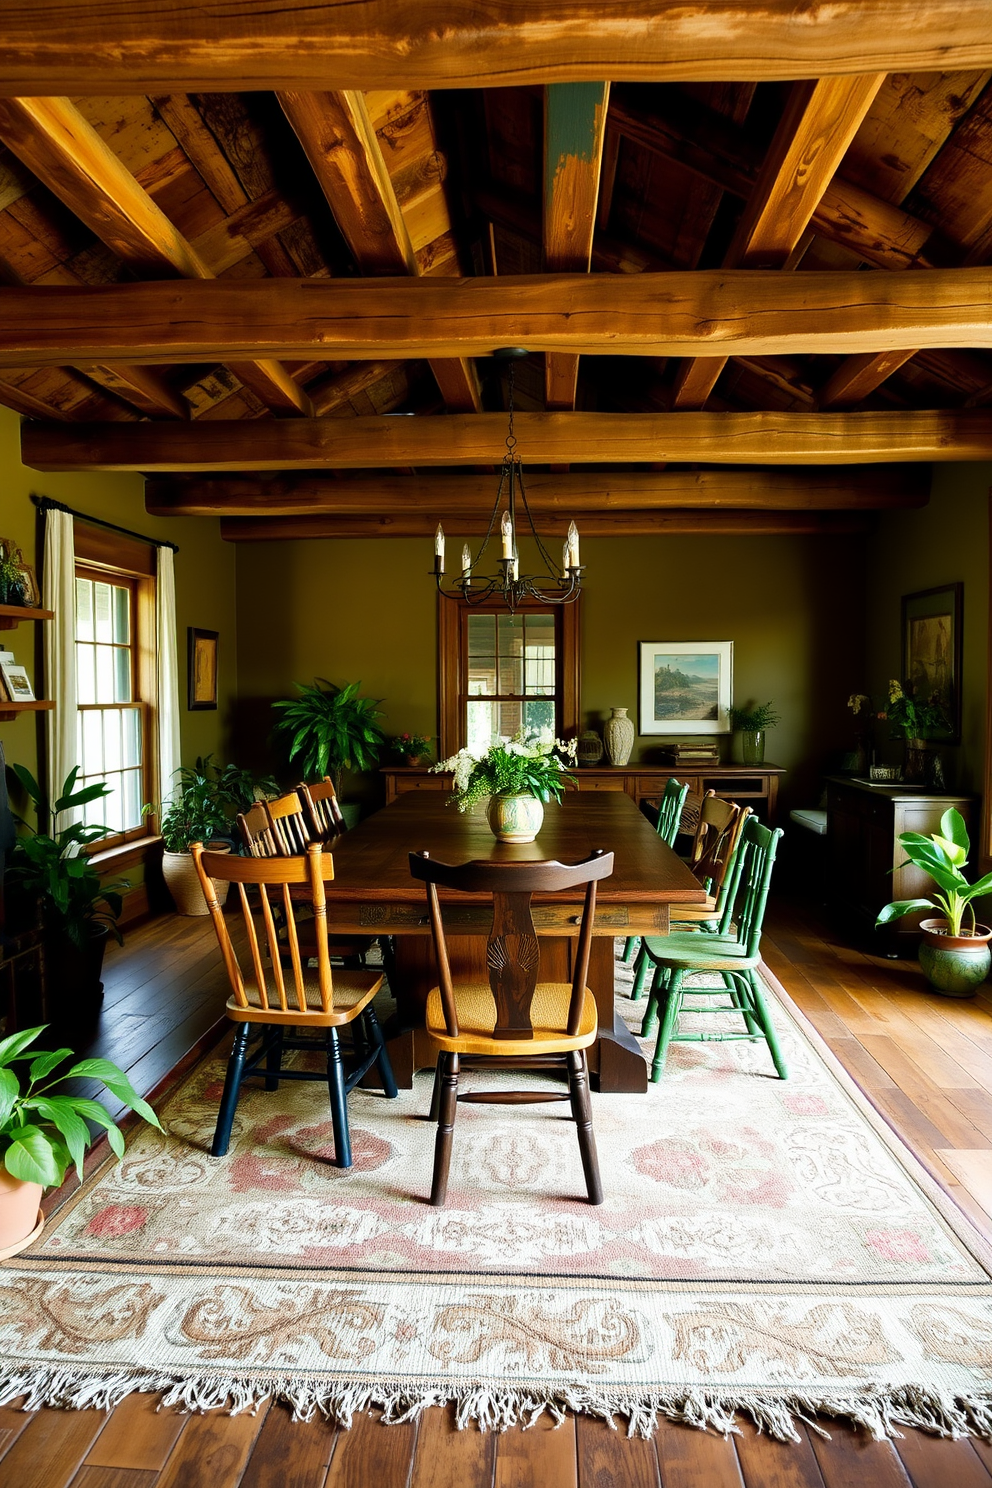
322 791 706 1094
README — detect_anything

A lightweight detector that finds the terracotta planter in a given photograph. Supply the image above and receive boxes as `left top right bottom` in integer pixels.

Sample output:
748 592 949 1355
0 1170 44 1258
486 792 545 844
918 917 992 997
163 844 231 916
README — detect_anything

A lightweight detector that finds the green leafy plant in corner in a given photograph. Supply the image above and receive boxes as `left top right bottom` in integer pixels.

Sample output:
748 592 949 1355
272 680 385 788
728 701 781 733
0 1025 162 1190
876 808 992 937
157 760 231 854
8 766 128 948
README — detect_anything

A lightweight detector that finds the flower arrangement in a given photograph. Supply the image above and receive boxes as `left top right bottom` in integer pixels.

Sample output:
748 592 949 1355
881 680 950 741
389 732 433 761
435 730 578 812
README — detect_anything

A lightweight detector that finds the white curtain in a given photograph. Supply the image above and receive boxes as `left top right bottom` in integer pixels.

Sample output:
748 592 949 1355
156 546 181 807
42 507 79 825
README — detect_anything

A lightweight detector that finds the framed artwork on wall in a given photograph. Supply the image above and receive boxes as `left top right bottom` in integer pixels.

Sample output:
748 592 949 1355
638 640 733 735
187 627 218 711
901 583 963 743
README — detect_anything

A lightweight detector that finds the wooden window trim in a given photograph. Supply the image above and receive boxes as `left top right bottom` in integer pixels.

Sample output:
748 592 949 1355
438 596 580 758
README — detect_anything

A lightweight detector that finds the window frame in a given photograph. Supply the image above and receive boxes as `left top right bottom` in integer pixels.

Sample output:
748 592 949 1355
438 595 580 758
73 525 158 853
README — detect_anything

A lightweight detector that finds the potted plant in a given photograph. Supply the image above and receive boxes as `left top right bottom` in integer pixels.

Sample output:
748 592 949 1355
7 766 128 1009
876 808 992 996
880 680 950 783
158 760 233 916
728 701 781 765
435 729 577 843
389 732 433 768
0 539 27 607
0 1023 162 1257
273 680 385 823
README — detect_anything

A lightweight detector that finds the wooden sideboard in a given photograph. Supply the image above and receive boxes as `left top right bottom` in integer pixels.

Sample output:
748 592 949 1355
825 775 976 945
383 762 785 823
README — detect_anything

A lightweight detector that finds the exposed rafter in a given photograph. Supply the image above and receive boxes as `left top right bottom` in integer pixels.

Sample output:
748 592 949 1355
219 511 876 541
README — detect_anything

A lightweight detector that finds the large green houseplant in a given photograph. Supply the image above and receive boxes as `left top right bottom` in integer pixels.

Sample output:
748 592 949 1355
273 680 385 813
158 759 232 917
876 807 992 996
0 1023 162 1257
7 766 128 1007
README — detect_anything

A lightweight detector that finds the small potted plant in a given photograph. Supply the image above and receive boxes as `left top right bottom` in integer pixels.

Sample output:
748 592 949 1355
389 732 433 767
158 760 233 916
434 729 577 843
0 538 27 607
728 701 781 765
0 1023 162 1258
273 680 385 824
876 808 992 996
880 680 950 783
7 766 128 1009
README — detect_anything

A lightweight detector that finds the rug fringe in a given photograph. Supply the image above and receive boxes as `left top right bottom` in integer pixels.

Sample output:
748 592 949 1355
0 1365 990 1442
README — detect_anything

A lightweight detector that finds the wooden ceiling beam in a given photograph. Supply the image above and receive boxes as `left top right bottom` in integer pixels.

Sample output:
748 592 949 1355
279 88 480 414
24 411 992 473
220 511 875 541
80 363 189 420
3 3 992 94
0 372 74 420
0 95 312 417
818 351 919 410
146 467 928 518
672 74 885 411
542 82 610 411
5 270 992 365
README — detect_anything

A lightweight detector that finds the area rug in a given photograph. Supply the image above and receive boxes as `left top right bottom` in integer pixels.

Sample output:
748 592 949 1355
3 952 992 1440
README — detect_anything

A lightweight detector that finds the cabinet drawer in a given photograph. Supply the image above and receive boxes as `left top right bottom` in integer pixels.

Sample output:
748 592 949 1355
393 777 446 793
636 774 698 796
575 776 627 791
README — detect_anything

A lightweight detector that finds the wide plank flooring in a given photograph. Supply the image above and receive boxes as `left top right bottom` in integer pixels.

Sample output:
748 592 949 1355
5 898 992 1487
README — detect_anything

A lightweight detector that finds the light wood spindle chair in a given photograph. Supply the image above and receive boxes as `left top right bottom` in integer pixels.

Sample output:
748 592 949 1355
409 848 615 1208
236 801 278 857
298 777 346 839
192 841 397 1167
263 790 313 856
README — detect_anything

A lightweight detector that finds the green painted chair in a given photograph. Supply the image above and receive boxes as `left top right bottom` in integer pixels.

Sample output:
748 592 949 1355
622 777 689 971
636 816 787 1083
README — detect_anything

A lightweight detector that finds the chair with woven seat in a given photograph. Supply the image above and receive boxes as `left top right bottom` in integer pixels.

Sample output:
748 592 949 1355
192 840 397 1167
298 777 346 839
622 776 690 971
635 816 787 1084
409 848 615 1207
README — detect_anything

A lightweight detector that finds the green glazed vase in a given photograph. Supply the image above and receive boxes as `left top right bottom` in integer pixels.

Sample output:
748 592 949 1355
918 918 992 997
486 791 544 844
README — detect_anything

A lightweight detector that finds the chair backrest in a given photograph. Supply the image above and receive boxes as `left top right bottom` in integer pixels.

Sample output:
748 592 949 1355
689 794 748 899
717 816 783 954
409 849 615 1042
263 790 314 856
192 840 339 1015
298 776 346 839
656 777 690 847
237 801 279 858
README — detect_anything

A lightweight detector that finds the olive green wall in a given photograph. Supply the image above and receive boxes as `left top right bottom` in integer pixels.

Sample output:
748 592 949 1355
235 530 868 814
0 404 238 796
866 462 990 794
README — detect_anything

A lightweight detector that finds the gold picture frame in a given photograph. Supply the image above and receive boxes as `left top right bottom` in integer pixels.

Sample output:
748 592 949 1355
188 627 218 711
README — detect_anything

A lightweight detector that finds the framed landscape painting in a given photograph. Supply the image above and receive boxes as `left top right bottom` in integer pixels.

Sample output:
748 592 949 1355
638 641 733 735
902 583 962 743
188 627 219 711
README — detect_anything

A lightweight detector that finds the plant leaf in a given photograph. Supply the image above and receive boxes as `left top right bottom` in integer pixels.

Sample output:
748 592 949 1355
28 1048 73 1084
941 808 971 852
876 899 937 925
0 1067 19 1127
0 1025 45 1068
68 1098 127 1158
23 1096 90 1180
65 1061 162 1129
3 1125 65 1186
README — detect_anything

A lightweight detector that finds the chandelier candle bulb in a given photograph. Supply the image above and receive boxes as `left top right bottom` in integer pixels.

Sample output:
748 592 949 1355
461 544 472 578
434 524 445 574
561 540 570 580
501 510 514 559
567 521 580 569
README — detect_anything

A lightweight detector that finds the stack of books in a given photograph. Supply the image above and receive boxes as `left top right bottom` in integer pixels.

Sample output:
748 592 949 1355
660 739 721 767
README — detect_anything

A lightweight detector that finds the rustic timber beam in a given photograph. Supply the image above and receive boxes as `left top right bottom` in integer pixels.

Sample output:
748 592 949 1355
24 412 992 473
219 511 875 541
0 95 312 417
4 271 992 366
672 74 884 411
3 3 992 94
145 467 929 518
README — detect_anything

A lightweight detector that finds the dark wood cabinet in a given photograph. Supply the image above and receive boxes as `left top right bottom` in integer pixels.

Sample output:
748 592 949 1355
825 776 976 944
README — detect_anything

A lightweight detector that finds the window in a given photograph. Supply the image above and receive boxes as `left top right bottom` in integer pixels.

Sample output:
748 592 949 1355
73 527 156 848
439 598 580 757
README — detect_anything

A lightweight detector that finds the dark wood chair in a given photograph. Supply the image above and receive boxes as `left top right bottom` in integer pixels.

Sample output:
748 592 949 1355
192 840 397 1167
409 847 615 1207
263 790 312 855
298 776 346 839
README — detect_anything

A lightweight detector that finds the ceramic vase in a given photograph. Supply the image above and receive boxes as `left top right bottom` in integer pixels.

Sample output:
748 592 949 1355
918 918 992 997
577 731 604 767
486 792 544 843
604 707 635 767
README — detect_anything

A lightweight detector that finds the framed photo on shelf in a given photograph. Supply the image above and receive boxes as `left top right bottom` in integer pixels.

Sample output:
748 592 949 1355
187 628 218 711
638 640 733 735
0 661 35 702
901 583 962 743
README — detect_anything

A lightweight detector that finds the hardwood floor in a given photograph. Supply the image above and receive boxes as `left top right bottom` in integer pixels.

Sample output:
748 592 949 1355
7 897 992 1488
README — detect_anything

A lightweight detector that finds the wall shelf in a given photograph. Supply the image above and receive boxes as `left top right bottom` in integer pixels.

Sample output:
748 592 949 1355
0 700 55 723
0 603 54 631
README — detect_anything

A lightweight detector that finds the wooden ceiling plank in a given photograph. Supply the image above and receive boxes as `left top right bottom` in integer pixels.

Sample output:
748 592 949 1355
24 410 992 472
0 94 312 415
818 350 919 410
6 268 992 364
220 511 876 540
0 370 73 419
83 362 189 418
145 466 929 517
4 3 992 93
150 94 249 215
543 82 609 410
280 87 479 413
673 73 885 410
